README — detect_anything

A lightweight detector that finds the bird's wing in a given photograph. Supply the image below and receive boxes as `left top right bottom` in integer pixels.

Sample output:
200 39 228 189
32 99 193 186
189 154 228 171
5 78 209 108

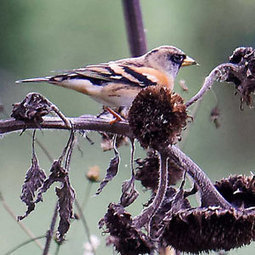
16 63 159 88
72 63 158 87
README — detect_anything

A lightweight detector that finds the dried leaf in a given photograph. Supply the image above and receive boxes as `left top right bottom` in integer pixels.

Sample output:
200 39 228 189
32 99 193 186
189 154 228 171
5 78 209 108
11 92 50 123
18 154 46 220
36 160 67 203
95 154 119 195
100 203 154 255
56 178 75 241
120 178 139 207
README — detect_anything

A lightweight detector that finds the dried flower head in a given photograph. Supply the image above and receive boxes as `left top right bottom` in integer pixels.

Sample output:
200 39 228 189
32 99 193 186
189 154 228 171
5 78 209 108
99 203 153 255
163 207 255 253
86 165 100 183
11 93 51 123
226 47 255 107
135 150 184 190
215 174 255 208
128 86 187 149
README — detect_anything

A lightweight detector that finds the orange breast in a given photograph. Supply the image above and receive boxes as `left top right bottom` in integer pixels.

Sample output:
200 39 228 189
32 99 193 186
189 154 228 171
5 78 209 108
131 67 174 90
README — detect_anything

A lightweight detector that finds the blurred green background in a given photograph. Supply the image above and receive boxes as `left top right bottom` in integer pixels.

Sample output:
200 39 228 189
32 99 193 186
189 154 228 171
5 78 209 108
1 0 255 254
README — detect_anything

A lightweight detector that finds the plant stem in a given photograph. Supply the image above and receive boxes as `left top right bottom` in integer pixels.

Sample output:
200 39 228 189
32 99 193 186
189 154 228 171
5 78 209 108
122 0 147 57
43 203 58 255
167 145 232 209
133 152 169 228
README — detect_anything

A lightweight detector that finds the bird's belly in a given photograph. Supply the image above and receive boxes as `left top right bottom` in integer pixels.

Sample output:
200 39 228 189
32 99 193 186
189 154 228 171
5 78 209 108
98 83 141 107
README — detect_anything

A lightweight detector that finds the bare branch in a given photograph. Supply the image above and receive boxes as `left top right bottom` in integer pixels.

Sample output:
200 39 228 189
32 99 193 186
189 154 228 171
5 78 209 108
0 115 132 137
166 145 232 209
122 0 147 57
185 63 239 108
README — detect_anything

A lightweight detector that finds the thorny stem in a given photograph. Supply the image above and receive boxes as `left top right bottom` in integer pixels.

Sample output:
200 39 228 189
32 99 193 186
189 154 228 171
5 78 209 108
122 0 147 57
167 145 232 209
185 63 239 108
43 203 58 255
133 152 169 229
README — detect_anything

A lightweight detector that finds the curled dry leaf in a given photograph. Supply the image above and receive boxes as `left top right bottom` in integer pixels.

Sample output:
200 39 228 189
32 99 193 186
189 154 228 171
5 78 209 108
11 92 51 124
18 153 46 220
36 160 67 203
120 177 139 207
56 178 75 241
95 153 120 195
35 160 75 241
99 203 154 255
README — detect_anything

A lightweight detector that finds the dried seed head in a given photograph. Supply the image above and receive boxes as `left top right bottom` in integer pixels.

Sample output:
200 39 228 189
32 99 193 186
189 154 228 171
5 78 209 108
215 174 255 208
163 207 255 253
86 165 100 183
128 86 187 149
11 93 50 123
227 47 255 107
99 203 153 255
135 150 184 190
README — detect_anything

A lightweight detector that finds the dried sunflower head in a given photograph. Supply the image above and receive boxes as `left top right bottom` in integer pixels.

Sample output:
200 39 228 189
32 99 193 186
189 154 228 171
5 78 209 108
128 86 187 149
227 47 255 107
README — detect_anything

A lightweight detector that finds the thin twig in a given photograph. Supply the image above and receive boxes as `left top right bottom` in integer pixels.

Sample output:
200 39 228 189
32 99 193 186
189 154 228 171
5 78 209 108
74 199 96 255
185 63 239 108
4 235 46 255
0 192 45 251
43 203 58 255
122 0 147 57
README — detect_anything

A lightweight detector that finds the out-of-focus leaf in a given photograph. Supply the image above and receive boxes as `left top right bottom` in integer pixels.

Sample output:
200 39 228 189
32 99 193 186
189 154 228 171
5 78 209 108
18 154 46 220
95 154 119 195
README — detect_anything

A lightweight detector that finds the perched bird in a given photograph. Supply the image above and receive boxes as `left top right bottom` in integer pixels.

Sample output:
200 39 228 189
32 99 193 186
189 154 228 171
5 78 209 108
16 46 196 119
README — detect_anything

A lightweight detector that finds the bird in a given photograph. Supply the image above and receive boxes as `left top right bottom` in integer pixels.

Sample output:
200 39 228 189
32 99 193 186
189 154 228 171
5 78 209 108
16 46 196 121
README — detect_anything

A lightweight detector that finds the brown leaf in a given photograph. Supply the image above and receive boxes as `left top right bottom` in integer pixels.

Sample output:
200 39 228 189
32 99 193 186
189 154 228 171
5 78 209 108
95 154 119 195
18 154 46 220
56 178 75 241
120 178 139 207
35 160 67 203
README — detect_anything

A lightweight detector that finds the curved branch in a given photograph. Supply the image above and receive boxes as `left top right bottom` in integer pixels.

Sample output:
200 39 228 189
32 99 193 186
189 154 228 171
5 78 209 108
185 63 239 108
166 145 232 209
0 115 132 137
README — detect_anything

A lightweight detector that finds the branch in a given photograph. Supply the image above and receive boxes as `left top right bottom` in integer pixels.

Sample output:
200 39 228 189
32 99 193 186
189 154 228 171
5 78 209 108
122 0 147 57
166 145 232 209
0 115 132 137
185 63 239 108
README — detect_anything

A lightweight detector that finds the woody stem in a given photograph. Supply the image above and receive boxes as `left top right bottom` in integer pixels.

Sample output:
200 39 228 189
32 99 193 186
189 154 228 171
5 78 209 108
132 151 169 229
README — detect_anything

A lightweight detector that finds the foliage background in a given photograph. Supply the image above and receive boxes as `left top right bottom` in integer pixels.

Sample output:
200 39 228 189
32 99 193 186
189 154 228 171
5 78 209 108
1 0 255 254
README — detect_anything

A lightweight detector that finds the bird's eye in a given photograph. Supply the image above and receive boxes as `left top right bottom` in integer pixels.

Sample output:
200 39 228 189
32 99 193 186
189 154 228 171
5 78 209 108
171 54 185 65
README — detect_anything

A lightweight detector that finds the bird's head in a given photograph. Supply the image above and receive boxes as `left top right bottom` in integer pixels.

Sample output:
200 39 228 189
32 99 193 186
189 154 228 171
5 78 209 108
144 45 197 79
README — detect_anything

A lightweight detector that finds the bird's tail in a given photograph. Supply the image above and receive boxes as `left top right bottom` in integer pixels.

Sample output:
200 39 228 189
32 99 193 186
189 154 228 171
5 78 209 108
16 77 52 84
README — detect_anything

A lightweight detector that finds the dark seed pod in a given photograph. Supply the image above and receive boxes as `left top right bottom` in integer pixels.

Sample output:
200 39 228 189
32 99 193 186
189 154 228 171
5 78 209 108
215 174 255 208
227 47 255 107
135 150 184 190
99 203 154 255
163 207 255 253
128 86 187 149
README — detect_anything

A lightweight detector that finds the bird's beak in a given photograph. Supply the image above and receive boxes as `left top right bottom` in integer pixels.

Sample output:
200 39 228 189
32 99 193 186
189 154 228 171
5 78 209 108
181 56 197 67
